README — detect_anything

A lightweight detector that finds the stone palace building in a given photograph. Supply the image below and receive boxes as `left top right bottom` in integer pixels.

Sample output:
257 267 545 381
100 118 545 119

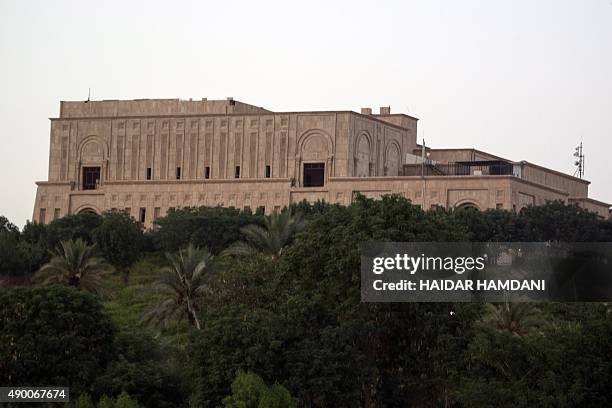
33 98 610 227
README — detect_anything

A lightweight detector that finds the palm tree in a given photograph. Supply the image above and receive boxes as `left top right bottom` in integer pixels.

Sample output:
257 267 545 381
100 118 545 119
34 238 113 296
224 210 306 259
143 245 213 330
483 301 543 336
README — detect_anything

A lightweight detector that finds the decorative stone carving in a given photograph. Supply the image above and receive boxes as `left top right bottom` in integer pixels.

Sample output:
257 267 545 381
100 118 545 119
81 140 103 163
301 134 328 161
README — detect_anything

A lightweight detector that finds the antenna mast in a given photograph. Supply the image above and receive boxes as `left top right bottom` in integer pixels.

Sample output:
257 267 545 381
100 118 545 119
573 142 584 179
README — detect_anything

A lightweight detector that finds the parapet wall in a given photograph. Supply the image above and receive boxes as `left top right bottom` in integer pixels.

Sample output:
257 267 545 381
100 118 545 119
59 99 270 118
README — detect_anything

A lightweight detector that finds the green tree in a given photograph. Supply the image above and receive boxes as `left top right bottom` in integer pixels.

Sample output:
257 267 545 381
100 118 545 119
94 330 185 408
482 301 543 336
92 211 144 281
34 238 113 296
0 215 28 276
0 286 116 396
260 383 295 408
222 370 266 408
97 395 115 408
114 391 138 408
73 394 95 408
18 220 50 275
222 371 295 408
518 200 604 241
224 210 306 259
189 195 476 406
289 199 333 218
46 212 103 245
452 207 519 241
149 206 263 254
143 245 214 330
456 309 612 407
188 305 287 406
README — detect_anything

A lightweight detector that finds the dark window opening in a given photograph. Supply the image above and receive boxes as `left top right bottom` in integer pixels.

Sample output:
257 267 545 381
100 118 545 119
205 166 211 179
146 167 152 180
39 208 46 224
303 163 325 187
53 208 60 220
139 208 146 223
256 206 265 215
176 167 181 180
265 165 271 178
235 165 241 178
82 167 101 190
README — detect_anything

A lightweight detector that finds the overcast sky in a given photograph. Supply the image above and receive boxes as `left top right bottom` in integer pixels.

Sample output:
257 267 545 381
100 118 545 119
1 0 611 228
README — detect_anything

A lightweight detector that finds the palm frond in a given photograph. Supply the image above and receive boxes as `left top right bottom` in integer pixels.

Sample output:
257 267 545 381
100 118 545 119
34 238 113 296
142 244 213 330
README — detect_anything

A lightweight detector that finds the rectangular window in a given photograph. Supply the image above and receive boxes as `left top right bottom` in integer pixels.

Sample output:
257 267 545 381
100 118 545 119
53 208 60 220
235 166 241 178
146 167 152 180
257 206 265 215
124 207 131 216
265 165 271 178
153 207 160 220
139 207 146 223
496 203 503 210
274 205 281 213
176 167 181 180
205 166 211 179
39 208 46 224
82 166 101 190
243 206 251 213
303 163 325 187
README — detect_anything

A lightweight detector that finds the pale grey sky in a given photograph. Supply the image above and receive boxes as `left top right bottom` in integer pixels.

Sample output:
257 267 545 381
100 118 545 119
1 0 611 228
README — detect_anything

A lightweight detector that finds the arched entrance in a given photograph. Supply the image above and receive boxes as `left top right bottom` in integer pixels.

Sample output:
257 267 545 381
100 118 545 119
73 205 102 216
455 201 480 211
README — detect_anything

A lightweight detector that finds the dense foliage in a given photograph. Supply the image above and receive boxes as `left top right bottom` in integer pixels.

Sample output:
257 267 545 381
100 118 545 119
92 211 145 270
150 206 264 254
222 371 295 408
0 286 115 395
0 216 29 276
93 330 186 407
1 198 611 406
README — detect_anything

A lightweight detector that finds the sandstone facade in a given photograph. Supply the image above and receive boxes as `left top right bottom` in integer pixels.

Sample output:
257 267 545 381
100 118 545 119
33 98 610 227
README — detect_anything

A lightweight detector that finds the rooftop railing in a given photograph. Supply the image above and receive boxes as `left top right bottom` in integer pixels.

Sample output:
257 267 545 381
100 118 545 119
403 161 515 177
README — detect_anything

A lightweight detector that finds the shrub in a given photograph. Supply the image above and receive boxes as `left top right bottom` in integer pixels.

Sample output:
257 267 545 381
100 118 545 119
0 286 116 395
